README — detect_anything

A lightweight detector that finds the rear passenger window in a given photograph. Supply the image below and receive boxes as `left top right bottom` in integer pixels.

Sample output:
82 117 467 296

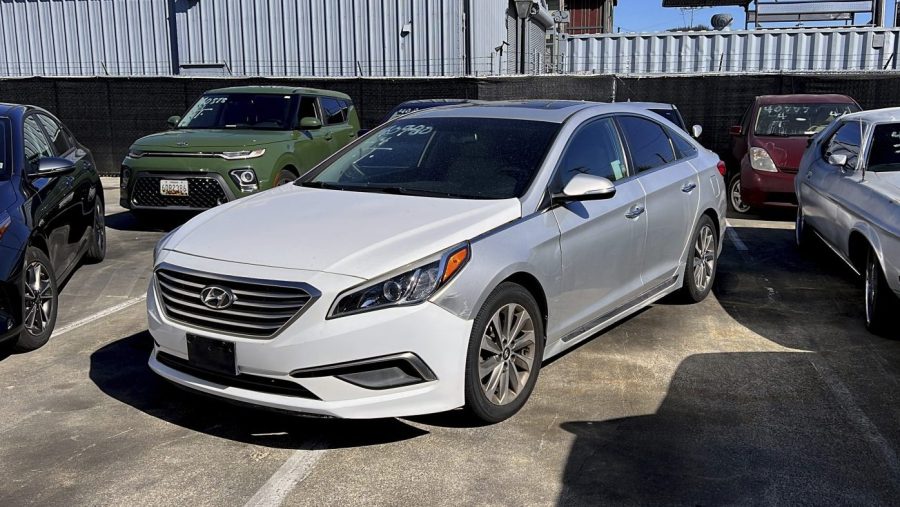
616 116 676 172
668 128 697 159
557 118 628 185
320 98 346 125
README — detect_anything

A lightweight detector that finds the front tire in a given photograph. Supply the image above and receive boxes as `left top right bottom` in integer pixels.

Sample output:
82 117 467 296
795 205 814 251
273 169 298 187
679 215 718 303
13 248 59 352
84 198 106 263
464 282 545 423
865 249 898 337
728 173 751 214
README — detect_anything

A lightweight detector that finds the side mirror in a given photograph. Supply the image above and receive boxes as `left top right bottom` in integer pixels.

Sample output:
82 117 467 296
299 117 322 130
729 125 743 136
691 125 703 139
827 153 848 168
34 157 75 178
167 115 181 128
553 174 616 203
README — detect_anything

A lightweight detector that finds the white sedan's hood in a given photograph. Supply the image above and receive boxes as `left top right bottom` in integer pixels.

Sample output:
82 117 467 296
166 184 522 279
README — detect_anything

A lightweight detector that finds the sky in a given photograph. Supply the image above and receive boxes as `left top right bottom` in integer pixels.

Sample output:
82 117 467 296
613 1 898 33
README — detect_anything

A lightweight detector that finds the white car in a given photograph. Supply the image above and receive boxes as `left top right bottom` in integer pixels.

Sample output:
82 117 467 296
148 101 727 422
796 107 900 335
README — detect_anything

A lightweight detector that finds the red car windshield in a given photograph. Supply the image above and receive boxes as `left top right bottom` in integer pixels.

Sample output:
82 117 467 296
754 103 859 137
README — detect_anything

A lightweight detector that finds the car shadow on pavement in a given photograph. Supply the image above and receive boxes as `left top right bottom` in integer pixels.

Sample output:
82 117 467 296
89 331 429 449
105 210 193 233
557 351 900 505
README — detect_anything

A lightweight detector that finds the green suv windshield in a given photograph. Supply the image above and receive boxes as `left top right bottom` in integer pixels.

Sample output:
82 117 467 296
303 117 559 199
178 94 298 130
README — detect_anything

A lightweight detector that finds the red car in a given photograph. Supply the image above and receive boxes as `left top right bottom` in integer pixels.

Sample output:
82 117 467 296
728 94 860 213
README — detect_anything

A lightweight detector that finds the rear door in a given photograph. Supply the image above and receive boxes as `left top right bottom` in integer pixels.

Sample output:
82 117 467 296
617 114 700 289
319 97 357 153
551 117 648 340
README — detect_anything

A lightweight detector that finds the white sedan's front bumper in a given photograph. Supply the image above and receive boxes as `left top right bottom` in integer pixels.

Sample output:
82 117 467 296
147 251 473 419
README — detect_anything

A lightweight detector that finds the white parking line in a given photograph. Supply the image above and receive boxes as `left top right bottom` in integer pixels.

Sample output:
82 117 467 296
243 440 328 507
51 295 147 338
724 220 749 251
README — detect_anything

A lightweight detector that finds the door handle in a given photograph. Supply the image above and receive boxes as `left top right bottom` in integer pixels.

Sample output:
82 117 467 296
324 133 334 141
681 182 697 193
625 204 645 219
807 170 814 179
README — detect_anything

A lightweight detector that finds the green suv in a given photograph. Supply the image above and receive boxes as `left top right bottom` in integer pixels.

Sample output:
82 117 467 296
120 86 359 212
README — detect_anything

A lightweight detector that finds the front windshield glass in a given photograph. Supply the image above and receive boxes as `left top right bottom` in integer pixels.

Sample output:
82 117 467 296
0 119 8 177
754 103 859 137
304 117 560 199
178 93 297 130
867 123 900 173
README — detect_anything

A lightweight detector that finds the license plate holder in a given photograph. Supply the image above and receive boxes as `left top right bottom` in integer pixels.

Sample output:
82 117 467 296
160 179 190 197
186 334 236 376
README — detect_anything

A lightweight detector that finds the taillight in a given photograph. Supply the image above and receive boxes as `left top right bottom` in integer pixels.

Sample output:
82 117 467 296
716 160 727 176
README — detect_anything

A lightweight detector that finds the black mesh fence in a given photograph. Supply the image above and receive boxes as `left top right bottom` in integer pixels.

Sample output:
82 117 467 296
2 74 899 175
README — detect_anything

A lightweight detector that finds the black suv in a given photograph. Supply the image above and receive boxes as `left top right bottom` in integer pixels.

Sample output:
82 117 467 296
0 104 105 352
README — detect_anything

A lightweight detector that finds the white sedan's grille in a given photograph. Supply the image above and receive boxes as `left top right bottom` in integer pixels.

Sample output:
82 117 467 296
155 267 316 338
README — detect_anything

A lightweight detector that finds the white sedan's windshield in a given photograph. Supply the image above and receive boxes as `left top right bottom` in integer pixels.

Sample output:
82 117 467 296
304 117 559 199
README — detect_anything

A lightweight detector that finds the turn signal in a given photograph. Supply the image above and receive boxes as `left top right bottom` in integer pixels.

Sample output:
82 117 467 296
716 160 726 176
442 246 469 283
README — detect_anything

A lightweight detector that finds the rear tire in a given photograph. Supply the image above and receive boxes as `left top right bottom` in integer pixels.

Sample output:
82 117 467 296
727 173 751 214
84 198 106 263
464 282 544 424
865 249 898 337
12 247 58 352
679 215 718 303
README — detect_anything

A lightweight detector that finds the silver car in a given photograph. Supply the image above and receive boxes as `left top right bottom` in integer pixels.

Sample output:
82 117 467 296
796 107 900 335
148 100 727 423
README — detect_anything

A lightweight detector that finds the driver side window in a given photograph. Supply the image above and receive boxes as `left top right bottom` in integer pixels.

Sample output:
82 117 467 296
557 118 628 188
23 116 54 170
825 122 862 169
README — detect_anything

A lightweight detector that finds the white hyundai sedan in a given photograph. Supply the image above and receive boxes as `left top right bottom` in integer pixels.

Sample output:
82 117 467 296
148 101 726 422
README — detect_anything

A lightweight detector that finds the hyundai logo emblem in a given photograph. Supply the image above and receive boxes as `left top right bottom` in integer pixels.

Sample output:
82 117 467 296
200 285 236 310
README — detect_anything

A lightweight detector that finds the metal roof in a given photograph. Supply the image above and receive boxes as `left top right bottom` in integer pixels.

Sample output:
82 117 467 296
755 94 858 104
412 100 679 123
842 107 900 123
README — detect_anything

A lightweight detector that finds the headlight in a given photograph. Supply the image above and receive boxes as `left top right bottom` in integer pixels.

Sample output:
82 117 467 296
220 149 266 160
329 243 470 318
153 227 179 264
0 211 11 242
229 168 258 191
127 149 144 159
749 147 778 172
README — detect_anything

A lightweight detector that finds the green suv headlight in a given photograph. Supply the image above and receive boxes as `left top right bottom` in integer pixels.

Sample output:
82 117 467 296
220 149 266 160
329 244 470 318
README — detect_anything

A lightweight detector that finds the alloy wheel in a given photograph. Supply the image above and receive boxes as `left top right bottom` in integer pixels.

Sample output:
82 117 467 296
478 303 536 406
730 178 750 213
95 202 106 252
866 256 877 327
23 261 53 335
692 225 716 292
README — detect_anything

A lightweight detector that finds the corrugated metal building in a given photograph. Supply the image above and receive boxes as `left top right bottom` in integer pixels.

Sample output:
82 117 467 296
564 27 900 75
0 0 554 77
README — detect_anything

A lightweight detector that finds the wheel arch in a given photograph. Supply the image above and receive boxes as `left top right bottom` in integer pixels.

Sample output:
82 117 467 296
848 227 881 275
500 271 549 337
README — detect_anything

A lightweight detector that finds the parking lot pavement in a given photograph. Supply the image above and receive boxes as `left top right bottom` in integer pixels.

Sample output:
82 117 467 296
2 190 900 506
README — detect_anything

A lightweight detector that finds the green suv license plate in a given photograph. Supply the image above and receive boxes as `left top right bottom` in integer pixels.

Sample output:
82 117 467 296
160 179 189 196
186 334 236 376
